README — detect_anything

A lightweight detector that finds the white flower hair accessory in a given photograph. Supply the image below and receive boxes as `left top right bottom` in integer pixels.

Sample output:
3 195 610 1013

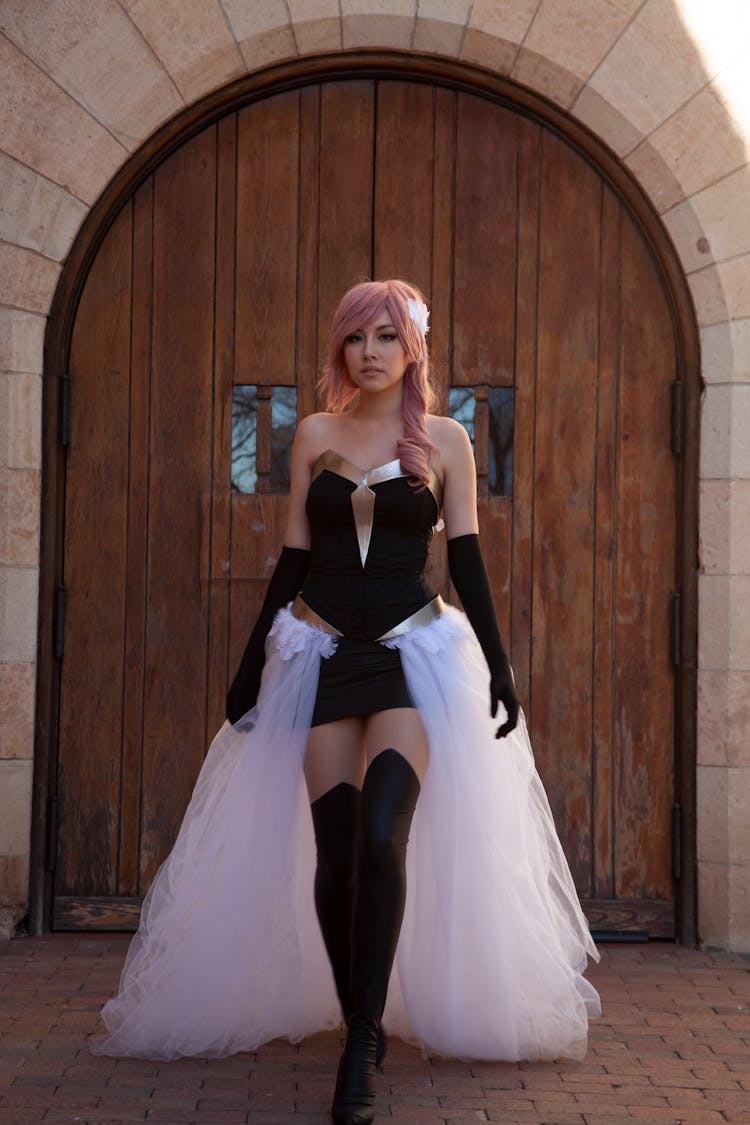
407 297 430 337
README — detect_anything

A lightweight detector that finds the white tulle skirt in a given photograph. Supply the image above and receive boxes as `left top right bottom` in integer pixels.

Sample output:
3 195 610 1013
91 605 600 1063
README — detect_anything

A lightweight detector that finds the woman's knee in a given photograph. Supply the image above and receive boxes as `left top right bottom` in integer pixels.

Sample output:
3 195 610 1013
359 748 421 858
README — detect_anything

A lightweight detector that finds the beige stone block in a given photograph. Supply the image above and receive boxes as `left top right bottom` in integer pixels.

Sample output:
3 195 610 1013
1 0 183 150
121 0 246 102
0 244 61 317
729 862 750 952
460 27 519 75
0 854 29 904
243 25 298 68
700 480 750 575
468 0 537 45
625 139 686 213
665 167 750 275
698 574 750 671
697 669 750 769
697 764 728 863
588 0 707 137
0 153 87 263
572 86 643 158
628 88 746 213
294 17 343 54
417 0 469 18
524 0 640 82
0 36 125 205
662 200 714 277
700 384 750 480
729 768 750 864
0 469 40 567
0 372 42 470
697 859 729 948
342 0 415 12
0 566 39 664
343 14 414 50
0 308 45 376
690 257 750 327
288 0 342 51
0 759 33 855
511 48 583 109
221 0 297 68
414 14 467 56
701 319 750 385
288 0 339 19
0 663 36 761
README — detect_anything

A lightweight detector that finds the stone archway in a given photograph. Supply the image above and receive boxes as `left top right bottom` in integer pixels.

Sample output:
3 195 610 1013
0 2 747 949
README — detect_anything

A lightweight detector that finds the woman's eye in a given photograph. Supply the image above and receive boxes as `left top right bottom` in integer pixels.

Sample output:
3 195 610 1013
380 333 397 341
345 334 362 344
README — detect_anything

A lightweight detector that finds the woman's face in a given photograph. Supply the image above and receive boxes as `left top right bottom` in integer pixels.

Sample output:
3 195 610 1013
342 314 409 395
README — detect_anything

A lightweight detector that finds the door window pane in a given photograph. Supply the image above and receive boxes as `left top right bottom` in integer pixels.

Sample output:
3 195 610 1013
448 386 514 496
488 387 514 497
232 385 297 493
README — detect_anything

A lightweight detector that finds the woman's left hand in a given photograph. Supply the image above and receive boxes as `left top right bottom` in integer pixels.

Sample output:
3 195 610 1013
490 662 519 739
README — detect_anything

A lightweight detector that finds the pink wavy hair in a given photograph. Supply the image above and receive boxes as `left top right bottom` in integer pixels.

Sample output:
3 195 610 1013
319 279 438 487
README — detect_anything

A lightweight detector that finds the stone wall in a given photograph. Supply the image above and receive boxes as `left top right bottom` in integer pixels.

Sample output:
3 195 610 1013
1 0 748 948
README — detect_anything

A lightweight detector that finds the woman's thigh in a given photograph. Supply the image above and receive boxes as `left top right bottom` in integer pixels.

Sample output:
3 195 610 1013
304 716 367 803
364 708 430 785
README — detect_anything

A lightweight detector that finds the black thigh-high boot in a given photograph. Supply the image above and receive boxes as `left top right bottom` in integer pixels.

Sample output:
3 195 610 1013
331 748 421 1125
310 783 361 1024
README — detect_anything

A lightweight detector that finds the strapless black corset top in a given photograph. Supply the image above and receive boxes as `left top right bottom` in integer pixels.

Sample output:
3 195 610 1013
301 450 442 640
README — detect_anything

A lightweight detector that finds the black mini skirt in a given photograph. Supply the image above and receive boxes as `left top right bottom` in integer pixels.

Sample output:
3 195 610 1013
310 637 414 727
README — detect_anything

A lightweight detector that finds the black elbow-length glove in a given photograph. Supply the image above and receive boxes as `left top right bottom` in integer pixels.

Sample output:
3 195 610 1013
226 546 311 725
447 533 519 738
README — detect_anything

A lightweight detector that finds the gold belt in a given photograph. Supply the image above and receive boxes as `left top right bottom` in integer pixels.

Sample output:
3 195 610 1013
290 593 445 642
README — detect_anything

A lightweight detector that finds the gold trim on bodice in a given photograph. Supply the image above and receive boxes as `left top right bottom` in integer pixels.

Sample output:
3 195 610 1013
291 593 445 642
310 449 444 567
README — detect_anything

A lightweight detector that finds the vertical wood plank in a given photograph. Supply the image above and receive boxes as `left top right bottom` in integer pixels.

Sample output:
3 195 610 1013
297 85 321 420
373 81 434 295
58 203 132 897
206 114 237 740
228 495 290 681
478 497 511 642
236 91 299 387
531 131 601 890
430 85 455 413
614 211 676 901
140 127 216 886
118 180 153 896
592 186 620 900
511 118 541 714
318 80 375 352
453 94 516 387
423 86 455 601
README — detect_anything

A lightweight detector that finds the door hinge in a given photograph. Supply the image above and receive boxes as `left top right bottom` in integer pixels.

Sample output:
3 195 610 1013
59 373 71 447
46 796 58 871
671 591 681 667
54 584 67 660
672 802 682 879
671 380 683 455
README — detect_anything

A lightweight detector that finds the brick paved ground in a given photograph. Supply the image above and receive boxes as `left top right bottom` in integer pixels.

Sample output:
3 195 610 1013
0 936 748 1124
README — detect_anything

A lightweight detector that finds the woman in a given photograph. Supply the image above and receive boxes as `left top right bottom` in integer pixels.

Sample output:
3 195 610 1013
93 280 600 1125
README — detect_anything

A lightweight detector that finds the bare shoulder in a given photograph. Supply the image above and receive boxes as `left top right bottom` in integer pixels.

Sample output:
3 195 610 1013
426 414 474 476
293 412 335 463
296 411 333 440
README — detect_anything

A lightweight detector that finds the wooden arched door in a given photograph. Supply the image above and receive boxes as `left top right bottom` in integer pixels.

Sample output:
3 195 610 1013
52 77 681 936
